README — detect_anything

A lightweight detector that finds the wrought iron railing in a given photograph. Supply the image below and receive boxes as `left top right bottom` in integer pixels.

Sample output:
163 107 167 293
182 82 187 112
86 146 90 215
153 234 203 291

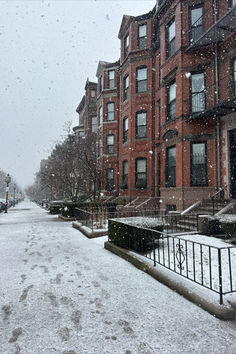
74 207 160 232
159 214 199 234
210 186 227 215
145 235 236 304
108 220 236 304
74 208 94 231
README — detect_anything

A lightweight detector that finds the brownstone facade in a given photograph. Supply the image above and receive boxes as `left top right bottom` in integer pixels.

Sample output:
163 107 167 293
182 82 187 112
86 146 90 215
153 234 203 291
74 0 236 211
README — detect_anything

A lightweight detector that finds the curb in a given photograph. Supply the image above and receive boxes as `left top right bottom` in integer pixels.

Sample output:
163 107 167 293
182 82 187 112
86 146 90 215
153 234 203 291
104 241 236 321
58 215 76 222
72 222 107 238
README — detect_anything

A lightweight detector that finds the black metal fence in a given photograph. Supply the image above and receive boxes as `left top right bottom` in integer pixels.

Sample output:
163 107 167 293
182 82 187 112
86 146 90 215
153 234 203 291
74 207 160 232
74 208 94 231
108 220 236 304
158 214 199 234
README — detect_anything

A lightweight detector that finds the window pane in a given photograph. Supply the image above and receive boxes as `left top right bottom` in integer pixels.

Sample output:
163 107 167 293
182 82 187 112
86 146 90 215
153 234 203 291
166 147 176 187
137 159 146 173
91 90 95 97
107 169 114 178
139 24 147 37
169 21 175 41
137 67 147 80
169 83 176 101
107 102 114 112
137 112 146 125
124 117 128 130
192 92 205 112
109 70 114 80
123 161 128 174
107 102 114 120
191 143 207 186
192 73 204 92
191 7 203 26
137 126 146 138
107 135 114 144
91 116 97 132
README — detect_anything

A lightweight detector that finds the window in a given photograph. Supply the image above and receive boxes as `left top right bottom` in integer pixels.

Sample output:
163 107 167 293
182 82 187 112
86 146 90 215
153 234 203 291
99 76 103 94
123 117 128 143
191 72 205 113
190 5 204 43
191 142 207 186
122 160 128 189
90 181 95 192
91 90 96 99
136 111 147 139
138 24 147 49
229 0 236 8
135 158 147 188
108 70 115 89
233 59 236 95
106 168 114 191
79 131 85 138
166 81 176 121
91 116 97 133
107 102 114 121
166 204 176 213
166 146 176 187
99 105 103 125
136 67 147 93
123 75 129 101
124 34 129 59
106 134 114 154
166 19 175 58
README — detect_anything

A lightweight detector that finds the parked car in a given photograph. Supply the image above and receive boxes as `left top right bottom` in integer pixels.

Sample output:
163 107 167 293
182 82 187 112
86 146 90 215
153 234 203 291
0 199 6 213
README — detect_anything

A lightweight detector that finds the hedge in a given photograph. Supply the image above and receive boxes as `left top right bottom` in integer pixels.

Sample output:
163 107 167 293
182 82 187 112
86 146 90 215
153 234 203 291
220 221 236 237
108 219 163 253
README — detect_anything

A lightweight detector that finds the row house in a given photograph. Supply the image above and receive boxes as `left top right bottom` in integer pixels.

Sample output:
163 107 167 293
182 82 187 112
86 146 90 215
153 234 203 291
153 0 236 211
74 0 236 212
96 60 120 195
74 79 97 139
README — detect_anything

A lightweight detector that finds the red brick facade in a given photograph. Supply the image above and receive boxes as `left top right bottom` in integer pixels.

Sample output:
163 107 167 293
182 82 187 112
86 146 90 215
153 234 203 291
75 0 236 211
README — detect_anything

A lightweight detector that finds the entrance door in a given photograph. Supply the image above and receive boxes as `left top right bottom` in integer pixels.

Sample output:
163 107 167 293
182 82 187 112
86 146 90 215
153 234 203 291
229 129 236 198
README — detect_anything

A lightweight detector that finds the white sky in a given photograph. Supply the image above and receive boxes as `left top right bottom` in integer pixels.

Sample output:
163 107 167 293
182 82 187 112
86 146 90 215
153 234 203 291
0 0 156 189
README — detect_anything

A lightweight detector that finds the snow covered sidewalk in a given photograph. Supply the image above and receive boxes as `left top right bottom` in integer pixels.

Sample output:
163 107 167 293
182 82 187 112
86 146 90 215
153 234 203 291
0 200 236 354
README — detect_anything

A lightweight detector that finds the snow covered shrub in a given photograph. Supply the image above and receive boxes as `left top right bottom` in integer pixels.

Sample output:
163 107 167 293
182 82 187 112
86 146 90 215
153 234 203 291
220 221 236 238
108 219 163 253
49 204 63 214
198 216 222 235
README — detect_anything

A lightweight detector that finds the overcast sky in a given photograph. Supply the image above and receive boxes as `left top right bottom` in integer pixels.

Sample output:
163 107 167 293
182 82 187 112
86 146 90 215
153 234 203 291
0 0 155 189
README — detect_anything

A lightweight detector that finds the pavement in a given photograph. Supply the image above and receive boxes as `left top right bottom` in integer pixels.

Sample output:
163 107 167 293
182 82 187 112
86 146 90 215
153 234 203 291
0 200 236 354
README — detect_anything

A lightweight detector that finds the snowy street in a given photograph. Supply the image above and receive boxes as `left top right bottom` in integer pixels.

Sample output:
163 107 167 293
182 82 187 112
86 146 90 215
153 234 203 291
0 201 236 354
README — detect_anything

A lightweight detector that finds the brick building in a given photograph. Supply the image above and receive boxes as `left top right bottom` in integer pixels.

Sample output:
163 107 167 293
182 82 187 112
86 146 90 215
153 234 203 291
74 0 236 212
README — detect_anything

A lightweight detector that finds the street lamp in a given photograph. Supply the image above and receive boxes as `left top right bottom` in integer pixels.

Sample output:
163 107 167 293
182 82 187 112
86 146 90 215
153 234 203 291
13 183 16 207
5 173 11 213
